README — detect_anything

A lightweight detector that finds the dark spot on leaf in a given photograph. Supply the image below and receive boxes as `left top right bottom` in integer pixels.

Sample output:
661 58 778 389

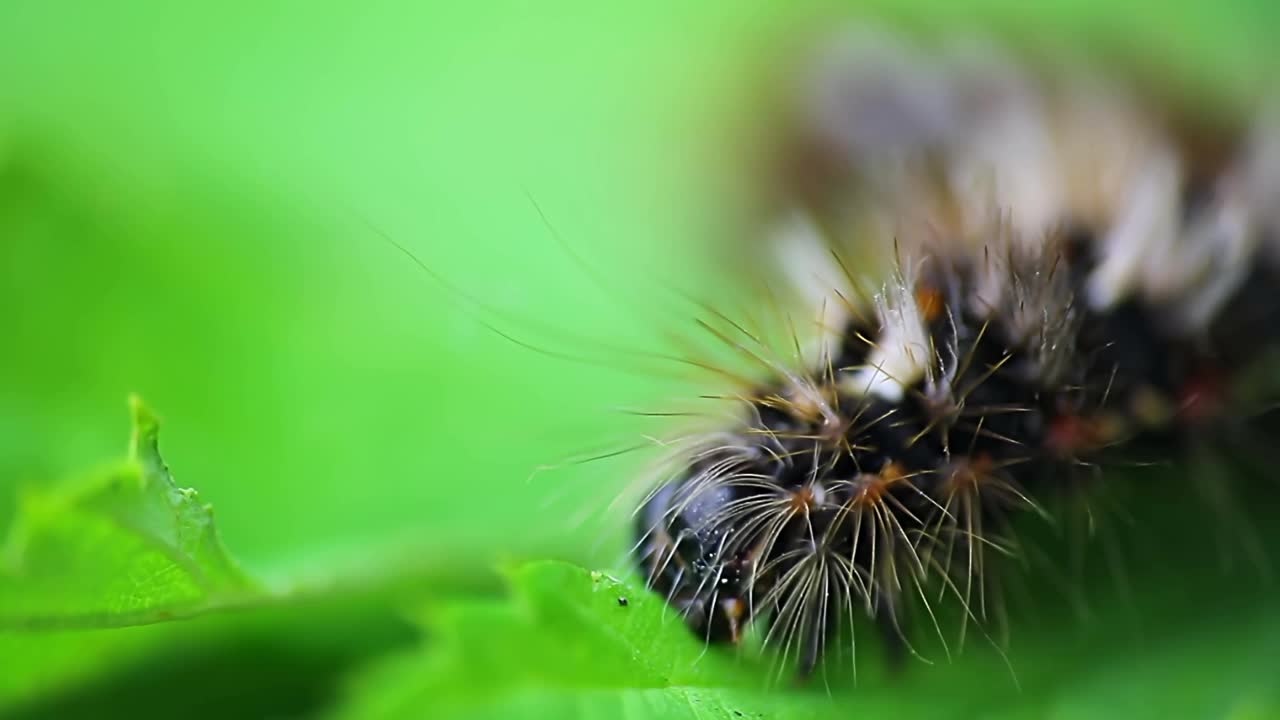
617 596 629 607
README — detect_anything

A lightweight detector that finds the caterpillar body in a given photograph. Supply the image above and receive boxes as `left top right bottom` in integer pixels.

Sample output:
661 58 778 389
632 29 1280 678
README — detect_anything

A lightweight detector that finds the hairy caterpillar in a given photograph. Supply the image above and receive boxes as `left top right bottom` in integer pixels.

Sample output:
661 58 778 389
631 27 1280 679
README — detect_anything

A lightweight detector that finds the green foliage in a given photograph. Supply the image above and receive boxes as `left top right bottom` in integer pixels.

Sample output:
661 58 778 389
2 1 1280 718
330 562 1280 720
1 405 1277 718
0 398 256 629
328 562 810 720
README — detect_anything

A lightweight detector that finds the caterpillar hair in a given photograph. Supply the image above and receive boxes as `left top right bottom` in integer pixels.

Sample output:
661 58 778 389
632 27 1280 680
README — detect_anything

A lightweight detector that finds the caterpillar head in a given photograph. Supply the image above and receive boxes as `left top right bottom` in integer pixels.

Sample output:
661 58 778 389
636 478 756 644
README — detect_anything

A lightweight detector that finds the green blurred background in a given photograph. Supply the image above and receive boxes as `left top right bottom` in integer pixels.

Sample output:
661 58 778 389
0 1 752 583
2 1 1279 718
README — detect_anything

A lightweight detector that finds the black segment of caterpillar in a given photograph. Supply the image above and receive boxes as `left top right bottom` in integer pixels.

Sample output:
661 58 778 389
631 29 1280 680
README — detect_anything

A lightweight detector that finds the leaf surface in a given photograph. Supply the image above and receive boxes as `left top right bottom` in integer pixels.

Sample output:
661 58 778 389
329 560 1280 720
0 397 257 629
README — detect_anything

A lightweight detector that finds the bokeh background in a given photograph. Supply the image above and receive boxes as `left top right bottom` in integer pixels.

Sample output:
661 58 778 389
3 1 1279 718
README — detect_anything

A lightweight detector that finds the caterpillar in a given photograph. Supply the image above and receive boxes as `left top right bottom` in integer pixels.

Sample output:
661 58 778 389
631 27 1280 679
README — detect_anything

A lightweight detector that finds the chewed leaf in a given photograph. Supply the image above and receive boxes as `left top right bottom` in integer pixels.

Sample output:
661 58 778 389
0 397 258 629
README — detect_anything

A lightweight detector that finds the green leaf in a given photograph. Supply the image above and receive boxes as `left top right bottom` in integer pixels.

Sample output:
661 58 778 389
328 561 835 720
0 396 258 629
326 561 941 720
0 595 422 719
0 625 169 711
329 560 1280 720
